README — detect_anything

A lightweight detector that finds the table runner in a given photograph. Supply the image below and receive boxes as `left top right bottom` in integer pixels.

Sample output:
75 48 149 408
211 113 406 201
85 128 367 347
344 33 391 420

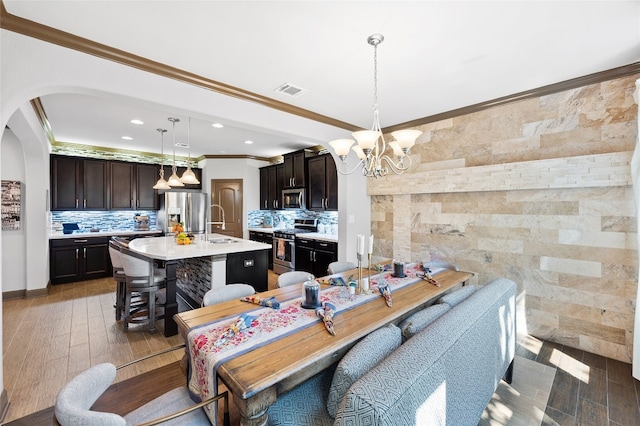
187 263 439 424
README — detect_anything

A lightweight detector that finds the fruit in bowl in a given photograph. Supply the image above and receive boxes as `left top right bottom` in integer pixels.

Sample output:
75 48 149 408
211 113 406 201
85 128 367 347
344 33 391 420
172 222 184 233
176 232 191 245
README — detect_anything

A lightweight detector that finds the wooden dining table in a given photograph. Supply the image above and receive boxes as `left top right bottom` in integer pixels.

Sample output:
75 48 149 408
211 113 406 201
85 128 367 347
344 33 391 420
174 264 474 426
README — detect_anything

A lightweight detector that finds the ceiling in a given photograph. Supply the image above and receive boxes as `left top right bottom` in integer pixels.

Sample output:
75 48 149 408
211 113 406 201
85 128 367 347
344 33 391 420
3 1 639 160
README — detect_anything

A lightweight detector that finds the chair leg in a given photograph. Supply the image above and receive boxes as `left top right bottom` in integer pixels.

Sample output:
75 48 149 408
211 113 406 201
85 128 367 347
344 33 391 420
123 288 131 331
115 281 125 321
148 290 156 333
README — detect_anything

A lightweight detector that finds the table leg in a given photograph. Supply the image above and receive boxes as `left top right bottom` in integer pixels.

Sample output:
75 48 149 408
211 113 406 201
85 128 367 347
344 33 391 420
235 387 277 426
163 260 178 337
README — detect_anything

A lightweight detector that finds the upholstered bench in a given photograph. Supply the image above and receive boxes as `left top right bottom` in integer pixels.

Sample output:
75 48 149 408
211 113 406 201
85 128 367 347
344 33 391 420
267 278 516 426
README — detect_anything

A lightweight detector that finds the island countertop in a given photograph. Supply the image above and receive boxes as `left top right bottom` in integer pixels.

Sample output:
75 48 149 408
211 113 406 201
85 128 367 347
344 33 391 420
128 234 271 261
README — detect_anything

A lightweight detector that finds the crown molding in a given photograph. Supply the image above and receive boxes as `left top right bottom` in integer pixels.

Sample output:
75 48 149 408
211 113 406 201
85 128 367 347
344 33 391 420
383 62 640 133
4 1 638 138
0 1 360 133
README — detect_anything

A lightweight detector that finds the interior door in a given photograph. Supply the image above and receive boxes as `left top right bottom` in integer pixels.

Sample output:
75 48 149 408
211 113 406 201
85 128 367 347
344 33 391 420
211 179 243 238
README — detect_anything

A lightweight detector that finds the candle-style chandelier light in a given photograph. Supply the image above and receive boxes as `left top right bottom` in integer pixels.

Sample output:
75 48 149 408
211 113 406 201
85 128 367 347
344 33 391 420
329 34 422 178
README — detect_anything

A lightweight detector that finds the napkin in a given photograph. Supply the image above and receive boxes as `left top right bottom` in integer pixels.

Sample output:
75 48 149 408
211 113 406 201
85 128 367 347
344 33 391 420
316 302 336 336
214 313 256 347
379 284 392 307
241 295 280 309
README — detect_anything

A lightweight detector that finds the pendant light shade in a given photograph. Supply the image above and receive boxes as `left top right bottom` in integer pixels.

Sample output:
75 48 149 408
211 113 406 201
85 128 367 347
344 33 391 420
179 117 200 185
167 117 185 187
152 128 171 190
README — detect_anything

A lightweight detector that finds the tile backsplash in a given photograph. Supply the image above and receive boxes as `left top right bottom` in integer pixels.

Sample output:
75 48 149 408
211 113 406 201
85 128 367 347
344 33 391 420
50 210 158 231
248 209 338 231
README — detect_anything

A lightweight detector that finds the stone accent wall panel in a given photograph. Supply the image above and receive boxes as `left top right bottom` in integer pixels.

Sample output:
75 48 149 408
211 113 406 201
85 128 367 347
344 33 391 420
369 74 640 363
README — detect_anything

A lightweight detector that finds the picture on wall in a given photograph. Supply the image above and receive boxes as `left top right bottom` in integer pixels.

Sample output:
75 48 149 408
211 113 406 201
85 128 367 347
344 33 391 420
2 180 21 231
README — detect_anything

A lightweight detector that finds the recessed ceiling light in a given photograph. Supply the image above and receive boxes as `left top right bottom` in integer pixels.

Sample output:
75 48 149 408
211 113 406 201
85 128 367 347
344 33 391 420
212 123 224 128
220 150 227 154
121 136 133 140
244 140 254 145
130 119 144 125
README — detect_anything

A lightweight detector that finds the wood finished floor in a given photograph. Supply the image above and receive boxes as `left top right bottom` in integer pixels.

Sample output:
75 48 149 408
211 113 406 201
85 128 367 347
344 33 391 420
3 271 640 425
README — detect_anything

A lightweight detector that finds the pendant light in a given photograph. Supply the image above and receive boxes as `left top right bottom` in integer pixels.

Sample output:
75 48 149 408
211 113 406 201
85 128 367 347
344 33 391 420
179 117 200 185
152 128 171 190
166 117 185 187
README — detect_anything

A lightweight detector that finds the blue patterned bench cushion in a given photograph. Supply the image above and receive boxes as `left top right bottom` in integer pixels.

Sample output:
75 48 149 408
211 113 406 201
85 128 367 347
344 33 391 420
437 284 477 307
334 278 517 426
267 366 335 426
326 324 402 418
398 303 450 340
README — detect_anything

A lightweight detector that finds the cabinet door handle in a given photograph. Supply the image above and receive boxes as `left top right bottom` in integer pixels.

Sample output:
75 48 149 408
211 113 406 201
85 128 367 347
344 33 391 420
83 199 87 209
131 199 134 208
83 247 87 258
75 248 79 260
264 200 267 209
292 177 296 187
74 239 88 243
75 199 79 209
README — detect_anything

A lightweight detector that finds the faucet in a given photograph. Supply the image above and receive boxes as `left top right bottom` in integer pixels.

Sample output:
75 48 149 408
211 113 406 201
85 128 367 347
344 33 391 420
206 204 226 241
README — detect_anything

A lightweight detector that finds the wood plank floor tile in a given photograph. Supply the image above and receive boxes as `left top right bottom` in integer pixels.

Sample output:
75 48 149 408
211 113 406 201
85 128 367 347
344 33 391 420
547 369 580 417
542 406 575 425
608 359 635 388
578 364 607 407
608 380 640 426
575 397 608 426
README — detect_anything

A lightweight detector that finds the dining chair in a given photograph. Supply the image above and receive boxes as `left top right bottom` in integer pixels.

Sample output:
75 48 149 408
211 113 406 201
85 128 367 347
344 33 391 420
54 345 230 426
202 283 256 307
422 260 459 271
277 271 315 288
118 245 167 333
327 261 357 275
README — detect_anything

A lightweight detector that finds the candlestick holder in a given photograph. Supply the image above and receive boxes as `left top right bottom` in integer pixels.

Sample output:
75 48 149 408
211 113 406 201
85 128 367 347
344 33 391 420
367 253 372 292
357 253 364 294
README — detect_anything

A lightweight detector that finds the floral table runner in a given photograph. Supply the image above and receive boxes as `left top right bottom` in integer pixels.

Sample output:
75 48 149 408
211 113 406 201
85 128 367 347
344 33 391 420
187 263 439 424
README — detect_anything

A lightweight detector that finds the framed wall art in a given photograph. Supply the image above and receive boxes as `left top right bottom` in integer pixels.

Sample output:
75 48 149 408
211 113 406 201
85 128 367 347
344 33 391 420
2 180 21 231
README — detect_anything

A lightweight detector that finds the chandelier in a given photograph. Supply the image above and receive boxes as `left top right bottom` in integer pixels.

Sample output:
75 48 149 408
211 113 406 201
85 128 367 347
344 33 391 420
329 34 422 178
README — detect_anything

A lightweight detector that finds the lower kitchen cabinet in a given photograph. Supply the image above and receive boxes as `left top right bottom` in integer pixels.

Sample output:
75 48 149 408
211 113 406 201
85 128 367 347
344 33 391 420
50 237 111 284
226 250 268 292
295 237 337 277
249 231 273 270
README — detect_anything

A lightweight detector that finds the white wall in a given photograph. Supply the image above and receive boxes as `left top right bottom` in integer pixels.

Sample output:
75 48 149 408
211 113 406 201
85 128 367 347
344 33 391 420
1 129 26 293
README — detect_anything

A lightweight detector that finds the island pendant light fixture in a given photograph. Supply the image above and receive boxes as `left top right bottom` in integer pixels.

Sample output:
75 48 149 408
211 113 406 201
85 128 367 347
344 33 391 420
179 117 200 185
166 117 185 187
328 34 422 178
152 128 171 190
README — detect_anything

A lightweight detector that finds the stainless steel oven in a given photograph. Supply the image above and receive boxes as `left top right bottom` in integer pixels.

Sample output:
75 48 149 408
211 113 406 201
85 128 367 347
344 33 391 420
272 219 317 275
273 231 295 274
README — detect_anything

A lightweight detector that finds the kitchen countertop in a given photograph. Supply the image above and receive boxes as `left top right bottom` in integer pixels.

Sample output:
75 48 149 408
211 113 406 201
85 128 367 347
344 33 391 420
248 228 338 243
49 229 163 239
128 234 271 261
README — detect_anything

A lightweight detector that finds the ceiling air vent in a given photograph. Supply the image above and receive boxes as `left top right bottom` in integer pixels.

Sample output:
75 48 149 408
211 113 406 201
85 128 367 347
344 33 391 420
274 83 307 98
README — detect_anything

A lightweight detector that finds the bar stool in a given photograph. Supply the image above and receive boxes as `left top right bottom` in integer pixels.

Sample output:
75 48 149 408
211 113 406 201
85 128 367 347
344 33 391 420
327 261 356 275
107 240 127 321
118 246 167 333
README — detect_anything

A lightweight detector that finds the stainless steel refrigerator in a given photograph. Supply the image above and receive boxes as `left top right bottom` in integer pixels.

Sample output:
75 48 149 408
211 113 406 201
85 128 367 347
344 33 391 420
157 191 207 233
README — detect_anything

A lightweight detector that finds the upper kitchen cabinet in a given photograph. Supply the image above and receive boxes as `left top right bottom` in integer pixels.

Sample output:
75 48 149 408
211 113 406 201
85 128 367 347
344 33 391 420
110 162 159 210
307 154 338 211
282 150 307 189
51 155 108 211
259 163 284 210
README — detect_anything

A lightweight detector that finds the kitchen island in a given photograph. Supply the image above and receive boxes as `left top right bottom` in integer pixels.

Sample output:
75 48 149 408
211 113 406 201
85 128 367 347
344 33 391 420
128 234 271 336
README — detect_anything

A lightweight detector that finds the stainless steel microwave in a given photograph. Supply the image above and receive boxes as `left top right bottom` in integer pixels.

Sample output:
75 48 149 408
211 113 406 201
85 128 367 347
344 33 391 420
282 188 306 210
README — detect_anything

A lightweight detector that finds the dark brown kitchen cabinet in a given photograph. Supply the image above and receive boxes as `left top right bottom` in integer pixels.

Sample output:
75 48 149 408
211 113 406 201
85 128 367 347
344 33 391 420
259 164 284 210
50 237 111 284
283 150 306 189
307 154 338 211
110 162 159 210
50 155 108 211
295 237 337 277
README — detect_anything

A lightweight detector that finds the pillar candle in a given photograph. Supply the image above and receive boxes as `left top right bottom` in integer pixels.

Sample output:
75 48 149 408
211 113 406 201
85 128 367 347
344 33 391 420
368 234 374 254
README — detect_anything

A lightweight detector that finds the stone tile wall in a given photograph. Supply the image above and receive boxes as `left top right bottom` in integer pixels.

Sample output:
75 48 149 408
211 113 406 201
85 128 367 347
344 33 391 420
369 75 639 362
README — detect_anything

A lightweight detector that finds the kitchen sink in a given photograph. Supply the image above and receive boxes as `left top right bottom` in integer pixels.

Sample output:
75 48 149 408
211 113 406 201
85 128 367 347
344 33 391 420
209 237 237 244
